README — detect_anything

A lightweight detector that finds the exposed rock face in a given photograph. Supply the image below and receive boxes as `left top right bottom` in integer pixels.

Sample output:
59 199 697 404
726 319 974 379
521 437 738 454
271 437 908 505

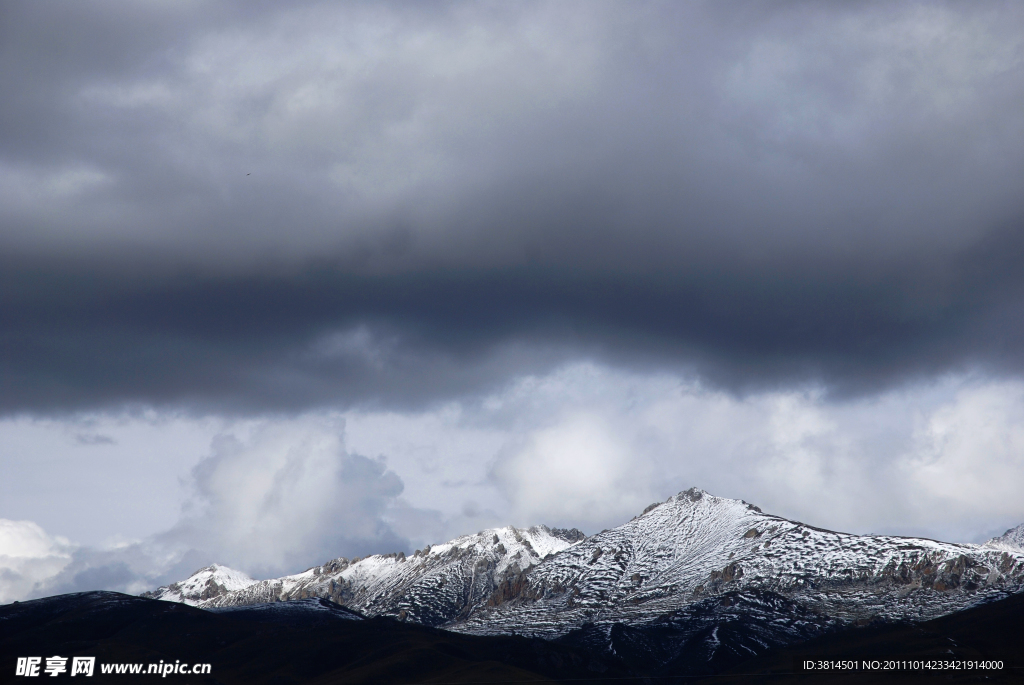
548 527 587 543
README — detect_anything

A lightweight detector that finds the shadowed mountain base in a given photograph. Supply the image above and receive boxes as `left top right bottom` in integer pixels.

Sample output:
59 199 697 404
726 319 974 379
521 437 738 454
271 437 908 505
0 593 621 684
2 590 1023 684
691 591 1024 684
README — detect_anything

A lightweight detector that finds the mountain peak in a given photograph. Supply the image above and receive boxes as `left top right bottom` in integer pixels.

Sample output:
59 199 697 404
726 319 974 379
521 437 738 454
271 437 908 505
984 522 1024 552
142 563 256 606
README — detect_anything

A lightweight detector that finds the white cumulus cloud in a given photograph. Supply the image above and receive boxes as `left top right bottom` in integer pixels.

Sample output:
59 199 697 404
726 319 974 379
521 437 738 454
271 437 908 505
0 519 74 604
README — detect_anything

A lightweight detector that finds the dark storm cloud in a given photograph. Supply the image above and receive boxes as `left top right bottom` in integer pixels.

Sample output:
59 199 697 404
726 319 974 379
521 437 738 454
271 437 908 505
3 0 1024 413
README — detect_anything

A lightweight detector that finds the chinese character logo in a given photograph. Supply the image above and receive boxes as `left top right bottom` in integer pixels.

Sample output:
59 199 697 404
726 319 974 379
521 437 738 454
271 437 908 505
16 657 42 677
44 657 68 677
70 657 95 677
15 656 94 677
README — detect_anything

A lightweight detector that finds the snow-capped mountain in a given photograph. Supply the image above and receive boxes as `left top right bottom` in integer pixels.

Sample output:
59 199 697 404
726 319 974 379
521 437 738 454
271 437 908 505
452 488 1024 638
142 563 256 606
985 522 1024 553
199 525 585 626
146 489 1024 649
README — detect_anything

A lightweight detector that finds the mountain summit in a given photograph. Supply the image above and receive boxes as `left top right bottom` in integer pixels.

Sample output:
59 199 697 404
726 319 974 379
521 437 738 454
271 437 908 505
985 522 1024 553
141 563 255 605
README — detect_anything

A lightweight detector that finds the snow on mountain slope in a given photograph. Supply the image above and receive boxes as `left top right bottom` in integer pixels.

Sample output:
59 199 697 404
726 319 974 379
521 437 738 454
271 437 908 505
452 488 1024 638
199 525 584 626
984 523 1024 553
141 564 256 606
143 488 1024 650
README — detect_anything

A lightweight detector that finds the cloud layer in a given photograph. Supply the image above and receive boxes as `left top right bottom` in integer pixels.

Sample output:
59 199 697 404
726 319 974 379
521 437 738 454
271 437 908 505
2 1 1024 413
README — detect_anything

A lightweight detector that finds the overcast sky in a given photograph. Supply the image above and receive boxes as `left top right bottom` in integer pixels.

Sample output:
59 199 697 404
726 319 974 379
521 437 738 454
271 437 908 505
3 0 1024 602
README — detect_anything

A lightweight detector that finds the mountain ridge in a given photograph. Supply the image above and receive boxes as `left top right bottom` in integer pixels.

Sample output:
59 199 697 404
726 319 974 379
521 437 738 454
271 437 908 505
145 488 1024 648
148 524 586 626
